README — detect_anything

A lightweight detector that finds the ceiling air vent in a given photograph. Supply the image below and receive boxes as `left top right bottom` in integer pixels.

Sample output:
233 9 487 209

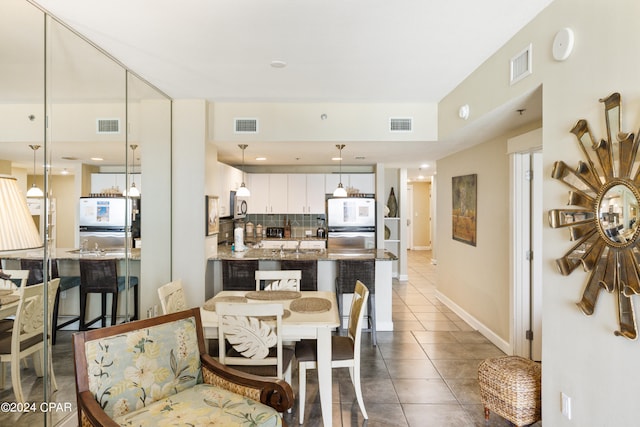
96 118 120 134
389 117 413 132
234 118 259 133
510 44 533 85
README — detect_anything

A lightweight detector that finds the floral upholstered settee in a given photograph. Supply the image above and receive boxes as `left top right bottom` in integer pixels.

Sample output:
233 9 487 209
73 308 293 427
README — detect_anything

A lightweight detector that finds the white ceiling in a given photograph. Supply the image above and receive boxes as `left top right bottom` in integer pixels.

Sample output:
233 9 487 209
10 0 550 179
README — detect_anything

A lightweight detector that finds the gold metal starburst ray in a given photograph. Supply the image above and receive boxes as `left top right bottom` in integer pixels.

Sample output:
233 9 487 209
549 93 640 340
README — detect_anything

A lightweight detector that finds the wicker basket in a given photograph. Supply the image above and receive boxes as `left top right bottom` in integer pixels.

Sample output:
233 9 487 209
478 356 541 427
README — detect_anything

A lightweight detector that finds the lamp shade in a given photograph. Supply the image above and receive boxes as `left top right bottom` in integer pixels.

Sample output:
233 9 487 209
0 175 43 251
236 183 250 197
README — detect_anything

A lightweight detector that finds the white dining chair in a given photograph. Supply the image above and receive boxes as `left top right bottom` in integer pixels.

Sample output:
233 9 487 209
0 270 29 334
295 280 370 424
255 270 301 291
157 279 187 314
0 279 60 403
0 270 29 289
216 301 293 386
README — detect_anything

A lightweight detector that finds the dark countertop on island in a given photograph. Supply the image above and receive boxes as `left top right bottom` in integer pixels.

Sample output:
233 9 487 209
210 245 397 261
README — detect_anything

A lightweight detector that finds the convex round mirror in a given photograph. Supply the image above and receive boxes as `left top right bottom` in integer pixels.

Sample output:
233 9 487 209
596 180 640 247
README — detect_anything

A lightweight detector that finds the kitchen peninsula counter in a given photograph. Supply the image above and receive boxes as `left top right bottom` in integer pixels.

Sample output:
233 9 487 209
210 245 397 262
207 245 396 332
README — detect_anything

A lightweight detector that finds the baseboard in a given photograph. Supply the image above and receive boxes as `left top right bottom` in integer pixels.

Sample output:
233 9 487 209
435 290 512 355
398 274 408 281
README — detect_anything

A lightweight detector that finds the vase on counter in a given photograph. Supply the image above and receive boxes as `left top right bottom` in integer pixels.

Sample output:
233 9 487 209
387 187 398 217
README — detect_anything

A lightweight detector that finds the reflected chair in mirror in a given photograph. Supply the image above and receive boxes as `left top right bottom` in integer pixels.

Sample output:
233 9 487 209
280 259 318 290
335 259 376 346
222 259 259 290
0 279 60 403
0 269 29 289
157 279 187 314
255 270 301 291
19 258 70 344
216 302 294 386
296 280 369 424
0 270 30 333
79 258 139 330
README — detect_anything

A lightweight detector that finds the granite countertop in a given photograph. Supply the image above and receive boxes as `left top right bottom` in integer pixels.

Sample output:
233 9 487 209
0 247 141 261
211 245 397 261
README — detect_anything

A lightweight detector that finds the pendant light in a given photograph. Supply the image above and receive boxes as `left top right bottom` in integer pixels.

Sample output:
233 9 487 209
333 144 347 197
236 144 250 197
123 144 140 197
26 144 44 198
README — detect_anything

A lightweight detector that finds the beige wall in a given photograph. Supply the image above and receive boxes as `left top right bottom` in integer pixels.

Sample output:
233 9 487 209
51 174 76 248
436 132 511 341
411 181 431 248
439 0 640 424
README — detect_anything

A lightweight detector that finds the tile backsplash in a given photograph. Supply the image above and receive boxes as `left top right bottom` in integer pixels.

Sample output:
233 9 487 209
220 213 326 243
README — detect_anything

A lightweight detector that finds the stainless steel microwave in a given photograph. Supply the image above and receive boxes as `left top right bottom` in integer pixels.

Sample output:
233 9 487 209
230 191 248 219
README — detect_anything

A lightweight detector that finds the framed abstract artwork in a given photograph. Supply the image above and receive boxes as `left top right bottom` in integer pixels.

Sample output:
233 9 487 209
452 174 477 246
205 195 219 236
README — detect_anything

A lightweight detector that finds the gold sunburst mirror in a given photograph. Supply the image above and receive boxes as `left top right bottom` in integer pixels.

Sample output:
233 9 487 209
549 92 640 340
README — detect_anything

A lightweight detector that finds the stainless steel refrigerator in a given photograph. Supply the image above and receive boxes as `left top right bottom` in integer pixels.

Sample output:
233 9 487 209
326 197 376 250
78 197 132 250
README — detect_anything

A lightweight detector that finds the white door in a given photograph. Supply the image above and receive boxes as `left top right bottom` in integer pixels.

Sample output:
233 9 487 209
511 150 542 361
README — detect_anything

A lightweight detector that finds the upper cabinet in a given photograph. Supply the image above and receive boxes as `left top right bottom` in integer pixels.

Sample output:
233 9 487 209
248 174 288 214
287 174 325 214
218 162 243 217
324 173 375 195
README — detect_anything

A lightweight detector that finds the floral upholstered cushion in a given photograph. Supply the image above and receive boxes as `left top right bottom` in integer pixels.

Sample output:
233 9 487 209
84 317 201 419
114 383 282 427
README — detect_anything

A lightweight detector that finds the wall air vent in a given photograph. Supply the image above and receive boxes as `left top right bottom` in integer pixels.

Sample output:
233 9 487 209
510 44 533 85
389 117 413 132
96 118 120 134
234 118 259 133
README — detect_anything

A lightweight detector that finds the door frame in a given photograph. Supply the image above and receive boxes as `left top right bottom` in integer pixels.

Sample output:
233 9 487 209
509 134 542 361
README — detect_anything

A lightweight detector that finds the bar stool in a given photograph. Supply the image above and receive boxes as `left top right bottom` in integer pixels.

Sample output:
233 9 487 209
335 259 376 346
280 259 317 291
222 259 259 291
19 258 74 344
79 258 139 330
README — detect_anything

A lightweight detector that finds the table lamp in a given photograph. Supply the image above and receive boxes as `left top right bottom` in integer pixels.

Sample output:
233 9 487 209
0 175 43 279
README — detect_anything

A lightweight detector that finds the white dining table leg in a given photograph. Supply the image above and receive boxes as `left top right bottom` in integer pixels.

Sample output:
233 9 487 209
316 327 332 427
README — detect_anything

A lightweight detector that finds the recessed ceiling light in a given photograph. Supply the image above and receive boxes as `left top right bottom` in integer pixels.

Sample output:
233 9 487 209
420 164 429 168
355 156 366 160
256 157 267 161
91 157 103 161
270 60 287 69
331 157 342 161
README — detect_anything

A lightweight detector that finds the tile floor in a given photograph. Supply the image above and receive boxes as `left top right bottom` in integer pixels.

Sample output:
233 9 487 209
0 250 542 426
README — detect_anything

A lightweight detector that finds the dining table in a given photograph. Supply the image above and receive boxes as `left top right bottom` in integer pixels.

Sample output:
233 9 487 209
200 290 340 427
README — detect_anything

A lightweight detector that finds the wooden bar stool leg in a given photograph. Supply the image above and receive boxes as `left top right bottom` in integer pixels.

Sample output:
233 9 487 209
111 291 118 326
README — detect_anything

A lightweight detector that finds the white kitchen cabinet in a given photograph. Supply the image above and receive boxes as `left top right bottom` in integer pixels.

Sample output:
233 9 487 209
324 173 375 195
306 174 326 213
91 173 142 195
248 174 288 214
349 173 375 194
217 162 244 217
287 174 326 214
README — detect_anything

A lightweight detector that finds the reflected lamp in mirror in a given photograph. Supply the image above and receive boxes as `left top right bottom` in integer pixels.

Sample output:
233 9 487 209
26 144 43 198
0 175 43 252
